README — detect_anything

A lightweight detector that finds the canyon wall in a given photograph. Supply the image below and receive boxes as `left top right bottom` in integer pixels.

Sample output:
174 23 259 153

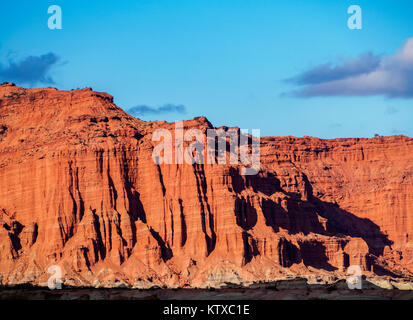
0 83 412 288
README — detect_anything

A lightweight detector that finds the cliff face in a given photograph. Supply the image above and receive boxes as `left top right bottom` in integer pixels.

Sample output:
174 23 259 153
0 83 412 288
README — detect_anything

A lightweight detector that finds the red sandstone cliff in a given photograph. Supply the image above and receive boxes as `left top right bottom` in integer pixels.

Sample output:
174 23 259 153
0 83 412 288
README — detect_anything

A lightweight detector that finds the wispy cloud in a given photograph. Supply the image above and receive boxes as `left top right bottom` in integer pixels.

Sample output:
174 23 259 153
0 52 60 85
287 52 382 85
128 103 187 116
285 37 413 99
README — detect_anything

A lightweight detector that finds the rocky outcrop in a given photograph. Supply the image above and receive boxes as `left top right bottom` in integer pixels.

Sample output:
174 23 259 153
0 83 412 288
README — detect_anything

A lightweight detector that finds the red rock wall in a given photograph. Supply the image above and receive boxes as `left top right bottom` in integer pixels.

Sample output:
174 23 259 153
0 83 412 287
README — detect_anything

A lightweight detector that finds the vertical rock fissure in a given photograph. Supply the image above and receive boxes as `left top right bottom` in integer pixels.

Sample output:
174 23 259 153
192 164 216 255
178 199 187 247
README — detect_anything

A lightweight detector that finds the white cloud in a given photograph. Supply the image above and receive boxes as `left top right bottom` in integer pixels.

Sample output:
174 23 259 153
287 37 413 99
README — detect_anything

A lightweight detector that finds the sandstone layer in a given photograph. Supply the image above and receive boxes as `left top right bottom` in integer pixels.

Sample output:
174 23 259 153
0 83 412 288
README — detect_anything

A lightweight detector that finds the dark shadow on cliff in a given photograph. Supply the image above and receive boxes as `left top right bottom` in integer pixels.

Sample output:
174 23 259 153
192 163 217 255
235 197 257 231
149 227 173 262
242 231 259 264
121 149 147 249
230 168 393 260
311 198 393 257
299 241 337 271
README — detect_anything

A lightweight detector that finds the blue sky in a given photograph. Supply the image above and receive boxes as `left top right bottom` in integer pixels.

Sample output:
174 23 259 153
0 0 412 138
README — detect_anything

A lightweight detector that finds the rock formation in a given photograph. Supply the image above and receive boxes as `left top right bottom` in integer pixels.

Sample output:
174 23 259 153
0 83 412 288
